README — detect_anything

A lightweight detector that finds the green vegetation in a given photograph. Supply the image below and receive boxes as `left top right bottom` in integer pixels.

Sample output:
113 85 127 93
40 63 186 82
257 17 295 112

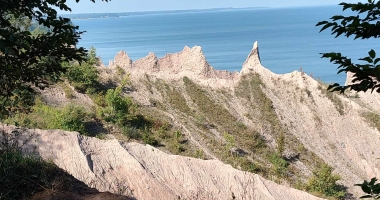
183 75 281 179
318 1 380 197
194 149 206 160
0 0 109 120
63 47 101 94
317 83 345 115
235 74 285 149
0 149 64 199
355 178 380 199
164 84 192 115
362 111 380 131
317 0 380 94
184 76 266 153
269 153 289 179
4 99 90 135
97 85 136 126
306 164 345 199
166 131 186 154
223 132 236 152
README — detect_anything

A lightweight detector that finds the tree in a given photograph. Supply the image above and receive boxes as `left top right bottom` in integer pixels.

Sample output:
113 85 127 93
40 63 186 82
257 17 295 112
64 47 100 93
317 1 380 198
0 0 108 119
317 0 380 93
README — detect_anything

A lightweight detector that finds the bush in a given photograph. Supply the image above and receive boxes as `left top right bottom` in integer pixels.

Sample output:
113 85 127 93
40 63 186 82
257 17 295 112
269 153 288 178
97 86 135 126
56 105 88 134
166 131 186 154
63 47 100 94
141 129 158 146
4 99 89 135
306 164 345 198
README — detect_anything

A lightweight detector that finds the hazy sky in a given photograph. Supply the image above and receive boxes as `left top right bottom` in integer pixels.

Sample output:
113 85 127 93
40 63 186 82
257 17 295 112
60 0 362 14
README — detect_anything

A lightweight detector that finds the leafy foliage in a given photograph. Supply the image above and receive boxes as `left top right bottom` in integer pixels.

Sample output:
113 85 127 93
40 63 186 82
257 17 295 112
355 178 380 199
306 164 345 198
64 47 100 93
317 0 380 93
269 153 288 178
0 0 108 119
4 99 89 135
97 86 136 126
56 105 88 133
318 1 380 197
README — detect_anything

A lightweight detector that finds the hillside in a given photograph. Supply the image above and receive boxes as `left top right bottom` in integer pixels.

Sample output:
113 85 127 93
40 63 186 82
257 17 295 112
102 41 380 197
2 41 380 199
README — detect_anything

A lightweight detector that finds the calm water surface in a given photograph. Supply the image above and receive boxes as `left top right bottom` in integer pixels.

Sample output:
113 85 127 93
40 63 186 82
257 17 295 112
71 6 380 84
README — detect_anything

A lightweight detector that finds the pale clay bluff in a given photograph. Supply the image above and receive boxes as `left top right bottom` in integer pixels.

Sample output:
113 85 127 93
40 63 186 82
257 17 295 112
3 42 380 200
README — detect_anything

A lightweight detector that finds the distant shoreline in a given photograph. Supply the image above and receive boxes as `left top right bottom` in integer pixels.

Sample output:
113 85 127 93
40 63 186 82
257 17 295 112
59 7 270 19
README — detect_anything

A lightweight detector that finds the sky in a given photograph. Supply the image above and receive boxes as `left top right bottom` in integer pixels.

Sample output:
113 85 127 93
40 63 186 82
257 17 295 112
59 0 362 14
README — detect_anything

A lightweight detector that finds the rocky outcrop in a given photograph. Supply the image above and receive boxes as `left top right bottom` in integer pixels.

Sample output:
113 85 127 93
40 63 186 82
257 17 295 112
103 41 380 197
1 125 323 200
21 41 380 198
105 45 239 88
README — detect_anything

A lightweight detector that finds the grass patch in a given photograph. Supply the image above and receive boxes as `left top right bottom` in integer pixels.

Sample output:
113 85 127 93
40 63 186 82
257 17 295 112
0 149 89 199
162 82 193 116
269 153 289 179
235 74 288 156
183 76 264 151
4 99 91 135
361 111 380 131
318 83 345 115
183 76 271 175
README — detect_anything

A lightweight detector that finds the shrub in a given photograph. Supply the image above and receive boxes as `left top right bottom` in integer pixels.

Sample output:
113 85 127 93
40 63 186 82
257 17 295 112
166 131 186 154
306 164 345 198
97 86 135 126
4 99 89 135
141 128 158 146
121 126 141 140
223 132 236 152
269 153 288 178
56 105 88 134
63 47 100 94
194 149 205 159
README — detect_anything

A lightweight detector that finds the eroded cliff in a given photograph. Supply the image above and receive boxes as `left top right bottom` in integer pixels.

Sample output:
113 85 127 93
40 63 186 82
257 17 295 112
3 41 380 199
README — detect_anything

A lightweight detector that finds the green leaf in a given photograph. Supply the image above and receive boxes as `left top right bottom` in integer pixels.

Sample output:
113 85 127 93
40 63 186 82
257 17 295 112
361 184 372 194
316 21 328 26
359 57 373 64
320 23 335 32
369 49 376 59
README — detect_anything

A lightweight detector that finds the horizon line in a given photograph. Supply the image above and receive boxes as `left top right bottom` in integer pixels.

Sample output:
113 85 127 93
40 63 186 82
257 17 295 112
58 4 339 15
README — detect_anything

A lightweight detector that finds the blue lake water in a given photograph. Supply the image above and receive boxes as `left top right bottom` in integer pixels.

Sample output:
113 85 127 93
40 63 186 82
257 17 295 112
70 6 380 85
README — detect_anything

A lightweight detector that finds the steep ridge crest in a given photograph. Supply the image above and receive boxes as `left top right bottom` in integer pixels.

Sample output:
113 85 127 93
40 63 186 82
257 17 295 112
1 125 324 200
